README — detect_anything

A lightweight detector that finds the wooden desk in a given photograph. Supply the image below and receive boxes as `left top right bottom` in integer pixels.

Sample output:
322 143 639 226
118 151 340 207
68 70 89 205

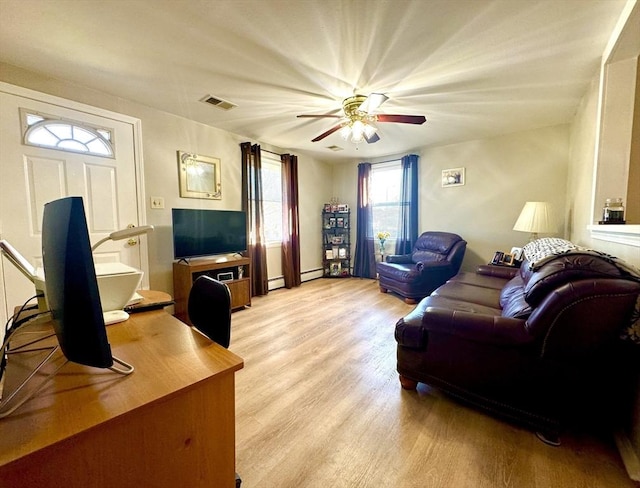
125 289 174 313
0 309 244 488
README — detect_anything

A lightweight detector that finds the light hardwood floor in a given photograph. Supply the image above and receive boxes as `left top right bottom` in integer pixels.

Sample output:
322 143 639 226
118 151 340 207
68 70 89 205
230 278 634 488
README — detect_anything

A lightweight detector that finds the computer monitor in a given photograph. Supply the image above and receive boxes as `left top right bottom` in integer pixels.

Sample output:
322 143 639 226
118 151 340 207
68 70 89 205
42 196 118 368
0 197 133 418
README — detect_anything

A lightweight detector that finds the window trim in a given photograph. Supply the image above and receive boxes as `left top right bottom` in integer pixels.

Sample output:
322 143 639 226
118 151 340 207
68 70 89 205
370 160 402 241
20 108 115 158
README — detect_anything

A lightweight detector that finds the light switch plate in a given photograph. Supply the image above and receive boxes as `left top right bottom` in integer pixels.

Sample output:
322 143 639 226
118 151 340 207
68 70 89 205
150 197 165 209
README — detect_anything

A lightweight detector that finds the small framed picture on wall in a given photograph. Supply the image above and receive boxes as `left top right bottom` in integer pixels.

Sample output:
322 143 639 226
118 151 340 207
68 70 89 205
442 167 465 187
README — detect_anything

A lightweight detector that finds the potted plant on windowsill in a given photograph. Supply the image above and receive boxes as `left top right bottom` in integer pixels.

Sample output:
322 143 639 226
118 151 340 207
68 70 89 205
376 231 390 261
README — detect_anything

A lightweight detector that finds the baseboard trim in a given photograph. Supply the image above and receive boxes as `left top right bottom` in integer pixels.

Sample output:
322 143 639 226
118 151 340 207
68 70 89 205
267 268 324 291
302 268 323 281
614 430 640 481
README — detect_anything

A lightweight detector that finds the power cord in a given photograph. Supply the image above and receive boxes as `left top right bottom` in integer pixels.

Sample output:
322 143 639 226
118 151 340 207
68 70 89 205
1 293 49 385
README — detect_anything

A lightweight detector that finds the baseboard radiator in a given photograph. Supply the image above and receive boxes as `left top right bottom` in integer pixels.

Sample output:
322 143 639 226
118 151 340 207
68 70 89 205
267 268 324 291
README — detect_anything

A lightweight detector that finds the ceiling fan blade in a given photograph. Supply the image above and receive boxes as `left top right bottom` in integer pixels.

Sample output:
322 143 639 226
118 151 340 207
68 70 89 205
297 114 342 118
358 93 389 113
365 132 380 144
376 114 426 124
311 124 343 142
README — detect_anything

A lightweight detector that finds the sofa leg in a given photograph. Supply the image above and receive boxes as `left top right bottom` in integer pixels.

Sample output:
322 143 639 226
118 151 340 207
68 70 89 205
399 375 418 390
379 286 388 293
404 298 417 305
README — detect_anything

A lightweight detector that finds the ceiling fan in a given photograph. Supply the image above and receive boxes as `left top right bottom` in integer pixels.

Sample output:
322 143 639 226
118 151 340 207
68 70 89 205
297 93 426 144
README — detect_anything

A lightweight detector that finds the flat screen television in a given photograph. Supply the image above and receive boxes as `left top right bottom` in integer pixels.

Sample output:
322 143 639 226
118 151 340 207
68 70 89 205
42 196 114 368
172 208 247 260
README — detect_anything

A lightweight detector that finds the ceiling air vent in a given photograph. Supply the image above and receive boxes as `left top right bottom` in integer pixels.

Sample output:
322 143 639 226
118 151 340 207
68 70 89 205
200 94 237 111
326 145 343 151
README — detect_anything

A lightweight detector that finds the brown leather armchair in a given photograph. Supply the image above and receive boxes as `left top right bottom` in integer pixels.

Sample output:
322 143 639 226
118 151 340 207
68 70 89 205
377 231 466 304
395 247 640 440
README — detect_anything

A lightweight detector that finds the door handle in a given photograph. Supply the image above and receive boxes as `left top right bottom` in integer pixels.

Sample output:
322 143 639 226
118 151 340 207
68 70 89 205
126 224 138 246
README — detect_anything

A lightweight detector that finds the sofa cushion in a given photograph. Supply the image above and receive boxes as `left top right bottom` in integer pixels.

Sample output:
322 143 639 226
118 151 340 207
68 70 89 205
402 294 502 328
416 231 462 255
412 249 448 263
432 281 501 308
499 275 531 319
500 275 524 308
449 271 510 290
376 262 423 282
524 254 623 307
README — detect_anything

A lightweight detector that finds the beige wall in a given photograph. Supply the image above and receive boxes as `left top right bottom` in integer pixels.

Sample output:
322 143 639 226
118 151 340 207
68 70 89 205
419 126 568 271
568 66 640 471
331 125 569 273
568 68 639 266
628 57 640 223
594 55 639 225
0 62 333 295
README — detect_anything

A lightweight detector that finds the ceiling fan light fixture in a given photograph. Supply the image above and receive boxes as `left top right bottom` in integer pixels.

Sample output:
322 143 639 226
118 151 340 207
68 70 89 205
339 119 377 144
363 123 377 138
339 124 352 140
351 120 365 142
300 92 425 144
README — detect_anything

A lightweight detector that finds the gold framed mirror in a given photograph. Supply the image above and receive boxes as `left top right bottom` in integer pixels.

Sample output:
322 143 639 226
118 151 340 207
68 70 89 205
177 151 222 200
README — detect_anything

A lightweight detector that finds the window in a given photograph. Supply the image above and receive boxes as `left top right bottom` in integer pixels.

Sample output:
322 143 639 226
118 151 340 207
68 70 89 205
21 110 114 157
370 161 402 239
260 153 283 244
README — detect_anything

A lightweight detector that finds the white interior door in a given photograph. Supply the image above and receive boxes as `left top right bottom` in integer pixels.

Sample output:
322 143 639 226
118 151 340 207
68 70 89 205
0 84 147 327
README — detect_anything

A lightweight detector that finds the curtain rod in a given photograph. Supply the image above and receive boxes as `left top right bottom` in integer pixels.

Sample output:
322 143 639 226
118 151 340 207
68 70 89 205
261 147 298 157
367 157 403 166
368 154 416 165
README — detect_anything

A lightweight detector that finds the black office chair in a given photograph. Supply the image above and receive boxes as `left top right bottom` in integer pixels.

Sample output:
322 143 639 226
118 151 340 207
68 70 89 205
188 276 241 487
187 275 232 348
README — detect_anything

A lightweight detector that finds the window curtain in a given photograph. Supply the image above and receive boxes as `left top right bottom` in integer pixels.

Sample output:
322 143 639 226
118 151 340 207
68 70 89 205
281 153 301 288
353 163 376 278
240 142 268 296
395 154 419 255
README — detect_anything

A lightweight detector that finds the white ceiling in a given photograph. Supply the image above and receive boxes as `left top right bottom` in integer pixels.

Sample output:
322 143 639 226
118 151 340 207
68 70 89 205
0 0 628 162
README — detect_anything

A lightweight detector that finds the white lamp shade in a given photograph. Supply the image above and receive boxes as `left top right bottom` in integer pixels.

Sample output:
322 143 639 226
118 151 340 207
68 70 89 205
513 202 554 235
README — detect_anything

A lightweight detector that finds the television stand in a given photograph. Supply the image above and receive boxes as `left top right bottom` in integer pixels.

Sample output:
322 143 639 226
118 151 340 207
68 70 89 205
173 257 251 325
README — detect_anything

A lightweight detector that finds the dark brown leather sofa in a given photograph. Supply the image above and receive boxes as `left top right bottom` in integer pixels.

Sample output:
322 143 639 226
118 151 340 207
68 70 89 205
395 239 640 439
377 231 467 304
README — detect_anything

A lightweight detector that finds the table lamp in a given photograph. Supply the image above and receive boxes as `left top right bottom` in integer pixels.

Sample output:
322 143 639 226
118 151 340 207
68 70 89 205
91 225 154 251
513 202 554 241
89 225 153 325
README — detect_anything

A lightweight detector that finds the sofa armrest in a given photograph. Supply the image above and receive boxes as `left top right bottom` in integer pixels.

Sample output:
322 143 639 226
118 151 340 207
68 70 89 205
395 317 428 349
419 260 452 270
385 254 413 264
477 265 518 279
422 308 532 346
